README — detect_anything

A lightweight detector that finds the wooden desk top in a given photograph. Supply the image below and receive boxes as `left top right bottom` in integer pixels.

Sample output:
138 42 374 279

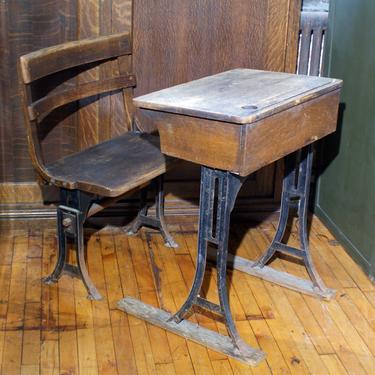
134 69 342 124
133 69 342 176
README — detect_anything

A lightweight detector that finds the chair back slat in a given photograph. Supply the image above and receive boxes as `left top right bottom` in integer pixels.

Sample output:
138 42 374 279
20 32 131 84
18 32 133 184
298 11 328 76
28 74 136 121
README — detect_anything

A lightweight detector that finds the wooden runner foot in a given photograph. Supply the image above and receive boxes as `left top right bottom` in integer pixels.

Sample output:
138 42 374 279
208 252 336 300
117 296 265 366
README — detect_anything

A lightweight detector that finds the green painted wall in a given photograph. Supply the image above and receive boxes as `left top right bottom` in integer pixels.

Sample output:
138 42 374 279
315 0 375 280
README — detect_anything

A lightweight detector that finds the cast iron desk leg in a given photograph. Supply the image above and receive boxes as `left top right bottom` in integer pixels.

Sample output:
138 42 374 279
253 145 330 293
172 167 255 355
118 166 265 365
205 146 334 299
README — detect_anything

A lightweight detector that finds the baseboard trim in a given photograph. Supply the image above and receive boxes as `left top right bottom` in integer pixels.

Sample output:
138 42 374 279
315 204 374 280
0 182 44 204
0 198 280 221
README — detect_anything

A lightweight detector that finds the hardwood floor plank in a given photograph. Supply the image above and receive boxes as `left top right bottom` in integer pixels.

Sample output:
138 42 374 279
58 272 78 374
113 233 139 374
2 234 28 375
324 299 375 373
41 230 59 342
253 224 336 355
234 320 271 375
23 233 42 371
90 233 118 375
155 362 176 375
0 235 14 266
1 216 374 374
74 236 98 375
364 291 375 309
128 315 158 375
153 231 229 370
239 228 310 375
320 354 348 375
21 364 40 375
167 233 228 361
337 290 375 357
141 291 174 365
146 234 196 373
2 331 23 375
211 359 235 375
0 263 13 365
313 218 375 292
310 231 356 289
40 339 59 375
77 328 99 375
344 288 375 331
126 234 159 375
304 295 367 374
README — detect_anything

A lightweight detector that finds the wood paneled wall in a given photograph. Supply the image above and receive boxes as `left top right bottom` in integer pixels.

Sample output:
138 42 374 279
0 0 300 215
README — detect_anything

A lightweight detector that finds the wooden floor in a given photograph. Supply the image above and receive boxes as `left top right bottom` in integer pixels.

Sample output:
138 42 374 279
0 215 374 375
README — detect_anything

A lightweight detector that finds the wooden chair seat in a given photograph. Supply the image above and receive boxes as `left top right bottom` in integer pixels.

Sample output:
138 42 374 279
46 132 170 197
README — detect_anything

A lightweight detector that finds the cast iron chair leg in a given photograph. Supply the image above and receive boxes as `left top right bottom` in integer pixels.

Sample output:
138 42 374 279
42 189 102 300
75 209 102 300
123 176 178 248
42 205 68 284
124 188 148 235
155 176 178 248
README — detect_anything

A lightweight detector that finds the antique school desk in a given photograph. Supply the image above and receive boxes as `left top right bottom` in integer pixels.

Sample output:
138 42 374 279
118 69 342 365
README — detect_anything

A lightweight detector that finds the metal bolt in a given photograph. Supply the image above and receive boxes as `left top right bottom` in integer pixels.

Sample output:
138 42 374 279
62 217 72 228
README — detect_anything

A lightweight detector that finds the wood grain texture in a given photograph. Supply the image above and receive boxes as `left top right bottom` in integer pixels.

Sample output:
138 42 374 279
19 32 131 84
45 133 172 196
1 0 299 213
29 74 136 121
134 69 341 125
1 1 78 183
0 182 43 204
145 90 340 176
240 89 340 175
1 216 374 373
133 0 300 132
131 0 301 211
135 70 341 176
143 111 243 172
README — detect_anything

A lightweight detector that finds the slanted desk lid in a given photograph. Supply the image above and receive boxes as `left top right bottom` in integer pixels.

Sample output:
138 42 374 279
133 69 342 124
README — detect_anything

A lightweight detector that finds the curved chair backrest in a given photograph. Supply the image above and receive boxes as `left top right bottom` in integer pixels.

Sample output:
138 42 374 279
19 32 135 182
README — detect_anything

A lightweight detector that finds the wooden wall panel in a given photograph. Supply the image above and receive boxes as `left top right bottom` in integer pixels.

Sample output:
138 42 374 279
133 0 300 201
0 1 79 182
0 0 300 215
0 0 132 189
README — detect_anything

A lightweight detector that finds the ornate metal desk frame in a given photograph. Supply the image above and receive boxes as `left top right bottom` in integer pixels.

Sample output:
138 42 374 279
118 68 342 365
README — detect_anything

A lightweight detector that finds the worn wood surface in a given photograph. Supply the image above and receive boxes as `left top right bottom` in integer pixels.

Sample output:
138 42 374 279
0 0 132 185
1 0 299 212
19 31 165 199
134 69 341 125
28 74 136 122
130 0 301 207
206 250 335 300
133 0 300 102
0 216 374 373
135 70 341 175
46 133 172 197
20 32 132 84
118 297 265 366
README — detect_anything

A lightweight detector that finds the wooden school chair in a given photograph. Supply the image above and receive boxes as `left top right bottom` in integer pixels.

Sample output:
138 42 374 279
19 32 177 300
